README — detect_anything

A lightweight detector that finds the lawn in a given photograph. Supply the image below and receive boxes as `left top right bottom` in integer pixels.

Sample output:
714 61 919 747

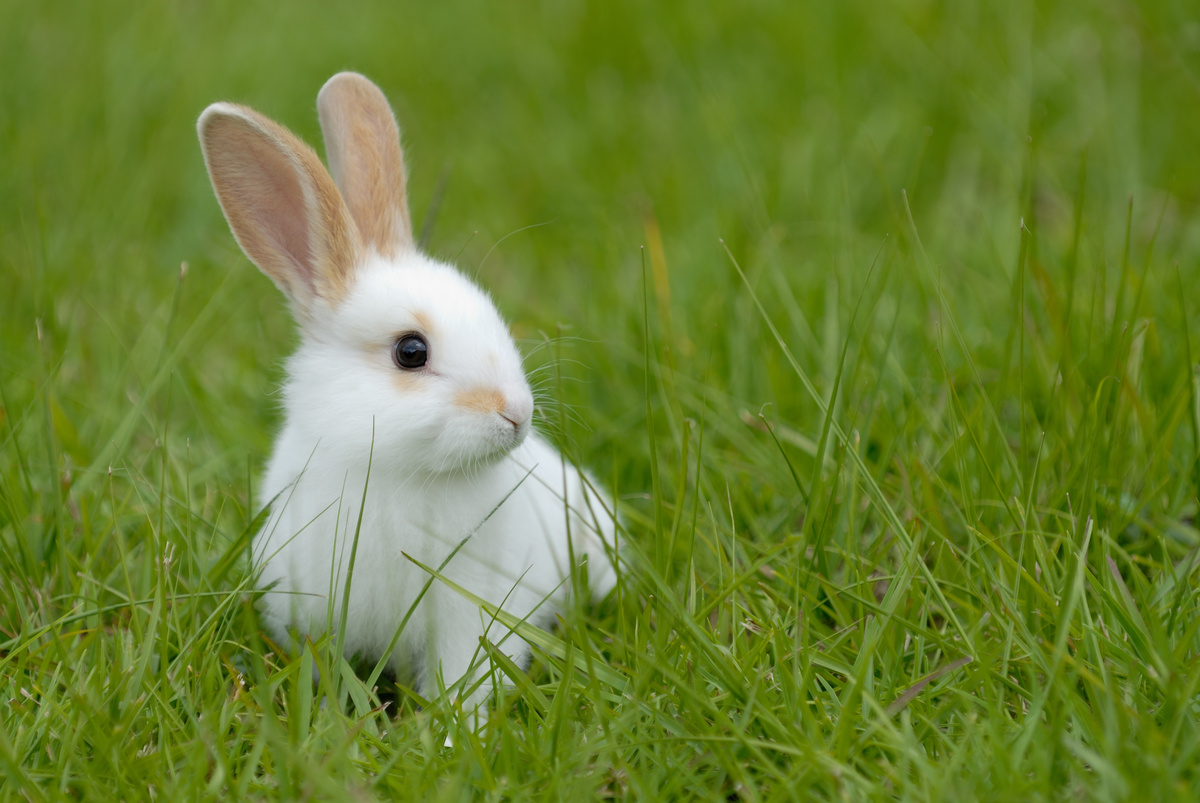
2 0 1199 800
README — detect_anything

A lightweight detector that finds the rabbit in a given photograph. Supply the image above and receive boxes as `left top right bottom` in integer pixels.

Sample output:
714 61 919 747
197 71 617 719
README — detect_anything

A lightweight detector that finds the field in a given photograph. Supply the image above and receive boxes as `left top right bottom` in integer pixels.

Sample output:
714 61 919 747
3 1 1200 800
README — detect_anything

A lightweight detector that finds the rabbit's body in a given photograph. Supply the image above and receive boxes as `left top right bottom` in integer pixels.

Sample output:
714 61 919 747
198 74 616 712
259 422 613 692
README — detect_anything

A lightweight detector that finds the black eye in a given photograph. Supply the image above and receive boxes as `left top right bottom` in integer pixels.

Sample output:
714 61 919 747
393 334 428 369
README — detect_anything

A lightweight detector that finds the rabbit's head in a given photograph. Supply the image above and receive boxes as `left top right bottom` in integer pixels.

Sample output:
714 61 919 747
199 73 534 476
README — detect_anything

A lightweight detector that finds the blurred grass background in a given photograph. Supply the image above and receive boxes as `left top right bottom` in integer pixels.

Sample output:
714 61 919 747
3 0 1200 800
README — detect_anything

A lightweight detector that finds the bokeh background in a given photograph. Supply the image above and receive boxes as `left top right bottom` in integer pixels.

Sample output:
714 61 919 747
7 0 1198 481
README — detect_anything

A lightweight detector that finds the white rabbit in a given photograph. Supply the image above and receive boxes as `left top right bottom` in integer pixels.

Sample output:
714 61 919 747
197 72 617 717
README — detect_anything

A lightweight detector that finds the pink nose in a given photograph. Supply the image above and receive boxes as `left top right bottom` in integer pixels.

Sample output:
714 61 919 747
501 388 534 429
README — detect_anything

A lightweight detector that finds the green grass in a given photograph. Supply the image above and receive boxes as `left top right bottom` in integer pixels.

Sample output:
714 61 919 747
3 0 1200 799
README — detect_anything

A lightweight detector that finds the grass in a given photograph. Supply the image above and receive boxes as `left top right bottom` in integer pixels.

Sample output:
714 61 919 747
3 0 1200 799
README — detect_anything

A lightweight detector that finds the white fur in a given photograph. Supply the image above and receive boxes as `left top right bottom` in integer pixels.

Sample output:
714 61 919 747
255 257 617 701
197 74 618 715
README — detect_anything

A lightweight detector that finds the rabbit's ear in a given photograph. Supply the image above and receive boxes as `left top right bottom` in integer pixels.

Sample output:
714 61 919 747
198 102 362 319
317 72 414 258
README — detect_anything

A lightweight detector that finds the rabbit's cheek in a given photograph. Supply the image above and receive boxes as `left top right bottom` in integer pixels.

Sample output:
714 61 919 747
390 368 423 394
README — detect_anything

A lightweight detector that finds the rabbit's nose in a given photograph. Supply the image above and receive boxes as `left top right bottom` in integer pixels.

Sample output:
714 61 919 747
501 389 534 430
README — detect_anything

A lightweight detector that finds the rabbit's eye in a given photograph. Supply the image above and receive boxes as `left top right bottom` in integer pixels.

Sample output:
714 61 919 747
393 335 428 369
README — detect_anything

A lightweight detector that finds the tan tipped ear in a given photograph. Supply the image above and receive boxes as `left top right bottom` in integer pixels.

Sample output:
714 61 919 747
317 72 414 258
198 102 362 319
